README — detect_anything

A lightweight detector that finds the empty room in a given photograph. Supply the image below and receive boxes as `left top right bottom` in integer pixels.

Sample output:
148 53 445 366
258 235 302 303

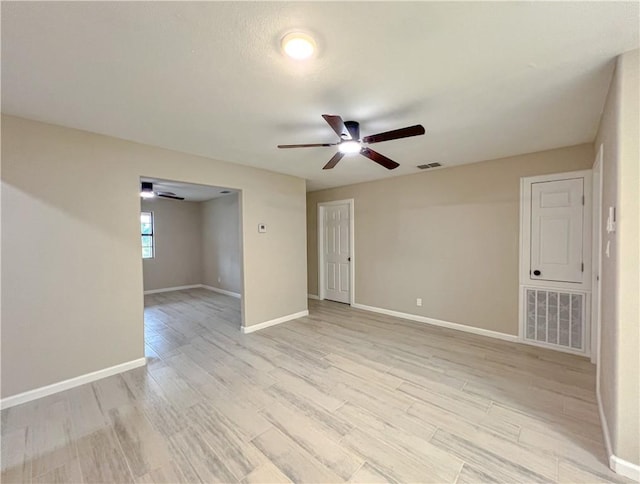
1 2 638 484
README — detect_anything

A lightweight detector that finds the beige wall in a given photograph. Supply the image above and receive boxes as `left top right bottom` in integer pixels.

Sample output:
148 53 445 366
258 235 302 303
141 198 203 291
308 144 593 335
141 193 242 294
202 193 242 294
1 115 307 398
595 49 639 465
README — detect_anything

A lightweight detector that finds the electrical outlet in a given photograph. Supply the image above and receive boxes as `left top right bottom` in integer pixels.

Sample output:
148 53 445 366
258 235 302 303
416 298 422 307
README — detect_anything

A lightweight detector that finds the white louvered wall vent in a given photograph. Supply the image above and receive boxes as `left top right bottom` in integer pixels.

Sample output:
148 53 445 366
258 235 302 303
525 288 585 351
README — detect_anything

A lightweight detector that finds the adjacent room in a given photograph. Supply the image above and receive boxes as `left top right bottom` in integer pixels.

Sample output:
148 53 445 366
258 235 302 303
140 178 242 299
1 2 638 483
140 178 243 360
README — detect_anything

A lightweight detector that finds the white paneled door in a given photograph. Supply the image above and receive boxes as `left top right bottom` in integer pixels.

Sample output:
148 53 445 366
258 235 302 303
530 178 584 284
323 203 350 303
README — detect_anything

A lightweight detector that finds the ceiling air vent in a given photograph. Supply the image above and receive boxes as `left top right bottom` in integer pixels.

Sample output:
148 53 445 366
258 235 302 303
417 162 442 170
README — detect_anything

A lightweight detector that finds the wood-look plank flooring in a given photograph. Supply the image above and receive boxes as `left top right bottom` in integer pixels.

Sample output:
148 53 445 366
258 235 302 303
1 289 629 483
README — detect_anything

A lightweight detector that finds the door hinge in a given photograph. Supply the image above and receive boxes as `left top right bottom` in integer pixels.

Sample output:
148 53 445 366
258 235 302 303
582 195 585 205
581 262 584 272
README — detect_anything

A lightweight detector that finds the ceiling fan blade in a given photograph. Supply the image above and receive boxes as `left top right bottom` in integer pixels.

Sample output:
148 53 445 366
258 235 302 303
278 143 336 149
157 192 185 200
322 114 351 140
360 147 400 170
362 124 425 144
323 152 345 170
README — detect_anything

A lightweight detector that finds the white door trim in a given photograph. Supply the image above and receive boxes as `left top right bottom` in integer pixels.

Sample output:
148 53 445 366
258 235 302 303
592 145 603 364
318 199 355 306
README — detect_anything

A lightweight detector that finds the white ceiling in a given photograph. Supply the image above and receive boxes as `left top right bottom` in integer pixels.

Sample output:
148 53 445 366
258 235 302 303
2 2 638 191
140 177 236 202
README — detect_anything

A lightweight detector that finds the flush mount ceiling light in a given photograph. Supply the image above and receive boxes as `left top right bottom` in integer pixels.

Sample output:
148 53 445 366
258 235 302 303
281 32 316 60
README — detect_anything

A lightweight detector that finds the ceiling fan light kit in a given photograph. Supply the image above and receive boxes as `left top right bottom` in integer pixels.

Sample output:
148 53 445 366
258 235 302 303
278 114 425 170
338 141 361 154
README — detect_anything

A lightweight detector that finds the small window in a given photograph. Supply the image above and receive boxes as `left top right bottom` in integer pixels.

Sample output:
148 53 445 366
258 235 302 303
141 211 154 259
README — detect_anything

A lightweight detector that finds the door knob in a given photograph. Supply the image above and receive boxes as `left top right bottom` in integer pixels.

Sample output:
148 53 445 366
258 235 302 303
533 270 541 276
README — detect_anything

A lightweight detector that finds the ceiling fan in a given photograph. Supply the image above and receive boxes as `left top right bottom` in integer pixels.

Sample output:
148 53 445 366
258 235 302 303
140 181 184 200
278 114 425 170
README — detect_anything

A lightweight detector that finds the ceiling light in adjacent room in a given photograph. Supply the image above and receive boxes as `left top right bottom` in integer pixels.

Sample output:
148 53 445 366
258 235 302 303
140 181 155 198
281 32 316 60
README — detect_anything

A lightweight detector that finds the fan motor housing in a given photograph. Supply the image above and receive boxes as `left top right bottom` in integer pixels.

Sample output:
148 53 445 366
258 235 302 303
343 121 360 140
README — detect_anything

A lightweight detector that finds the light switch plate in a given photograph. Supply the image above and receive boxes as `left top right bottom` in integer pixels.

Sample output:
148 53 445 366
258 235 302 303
258 223 266 233
606 206 616 233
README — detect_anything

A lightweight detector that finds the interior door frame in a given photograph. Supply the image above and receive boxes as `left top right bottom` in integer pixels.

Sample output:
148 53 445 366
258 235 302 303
591 145 603 364
518 169 593 355
317 199 355 306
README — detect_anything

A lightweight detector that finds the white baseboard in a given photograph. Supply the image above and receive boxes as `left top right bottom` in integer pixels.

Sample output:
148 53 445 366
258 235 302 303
610 455 640 481
597 386 614 464
201 285 241 299
144 284 242 299
144 284 201 295
0 357 147 410
307 294 320 300
351 303 519 343
242 310 309 334
597 384 640 480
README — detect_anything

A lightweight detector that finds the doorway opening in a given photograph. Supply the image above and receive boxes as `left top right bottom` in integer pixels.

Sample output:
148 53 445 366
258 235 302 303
139 176 244 351
318 199 355 305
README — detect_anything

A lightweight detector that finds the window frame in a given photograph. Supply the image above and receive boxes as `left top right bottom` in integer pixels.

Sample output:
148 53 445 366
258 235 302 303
141 211 155 259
